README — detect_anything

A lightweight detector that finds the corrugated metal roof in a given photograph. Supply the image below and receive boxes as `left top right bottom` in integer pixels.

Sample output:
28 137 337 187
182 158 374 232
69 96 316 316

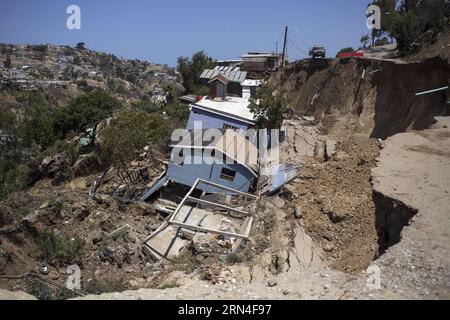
208 73 229 85
200 67 247 84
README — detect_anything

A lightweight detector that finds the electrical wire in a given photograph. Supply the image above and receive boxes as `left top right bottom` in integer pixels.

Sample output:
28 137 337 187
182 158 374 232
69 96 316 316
287 36 309 59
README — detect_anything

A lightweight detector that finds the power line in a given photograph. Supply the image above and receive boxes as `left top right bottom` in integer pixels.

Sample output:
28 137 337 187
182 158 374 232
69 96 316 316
287 36 309 56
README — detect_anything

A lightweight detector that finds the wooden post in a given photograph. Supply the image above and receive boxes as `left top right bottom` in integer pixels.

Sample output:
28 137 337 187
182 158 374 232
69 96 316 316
281 26 288 68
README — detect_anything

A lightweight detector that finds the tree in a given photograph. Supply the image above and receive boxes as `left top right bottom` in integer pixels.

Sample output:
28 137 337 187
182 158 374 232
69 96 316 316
336 47 355 57
32 45 48 53
4 54 11 68
360 35 370 49
177 51 215 93
97 110 169 169
19 92 56 149
373 0 397 37
367 0 449 54
76 42 86 50
391 10 421 53
177 56 194 93
1 110 29 200
21 104 56 149
52 90 121 139
248 84 287 129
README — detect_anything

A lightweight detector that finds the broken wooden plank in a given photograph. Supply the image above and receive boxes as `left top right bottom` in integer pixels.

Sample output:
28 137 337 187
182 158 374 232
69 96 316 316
186 196 250 216
169 220 249 240
231 216 253 255
197 179 258 200
106 224 131 240
154 204 174 215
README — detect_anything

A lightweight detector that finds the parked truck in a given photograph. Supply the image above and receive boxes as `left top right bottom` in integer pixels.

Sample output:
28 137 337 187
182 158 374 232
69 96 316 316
309 45 326 59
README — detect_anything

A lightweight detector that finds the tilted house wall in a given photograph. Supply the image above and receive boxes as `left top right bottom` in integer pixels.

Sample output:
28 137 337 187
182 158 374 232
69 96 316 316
166 130 259 194
166 152 256 194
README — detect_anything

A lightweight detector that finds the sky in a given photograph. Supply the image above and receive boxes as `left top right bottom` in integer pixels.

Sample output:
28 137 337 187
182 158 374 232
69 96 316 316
0 0 371 66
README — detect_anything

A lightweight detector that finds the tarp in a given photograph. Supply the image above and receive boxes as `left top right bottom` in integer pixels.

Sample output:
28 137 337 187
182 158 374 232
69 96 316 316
338 52 364 59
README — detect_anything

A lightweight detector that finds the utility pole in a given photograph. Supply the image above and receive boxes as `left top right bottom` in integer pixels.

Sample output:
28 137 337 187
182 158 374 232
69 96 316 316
281 26 288 68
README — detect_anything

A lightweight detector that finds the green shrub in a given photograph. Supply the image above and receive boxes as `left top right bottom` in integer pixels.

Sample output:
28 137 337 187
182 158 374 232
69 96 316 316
249 84 287 129
336 47 354 57
35 230 85 264
227 253 242 264
52 90 121 139
98 110 169 169
84 277 129 295
134 96 158 113
164 102 190 128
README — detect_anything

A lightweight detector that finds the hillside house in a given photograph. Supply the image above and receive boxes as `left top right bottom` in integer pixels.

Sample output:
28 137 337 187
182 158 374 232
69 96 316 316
0 75 9 89
58 54 74 63
187 71 257 131
187 95 255 131
8 69 27 80
216 59 243 67
241 53 282 73
166 129 258 194
200 66 247 97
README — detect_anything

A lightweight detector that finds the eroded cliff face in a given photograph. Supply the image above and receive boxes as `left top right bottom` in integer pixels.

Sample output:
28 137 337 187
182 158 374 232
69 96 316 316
271 57 449 138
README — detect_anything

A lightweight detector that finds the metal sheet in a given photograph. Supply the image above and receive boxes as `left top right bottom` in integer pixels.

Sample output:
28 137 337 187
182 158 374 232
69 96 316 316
139 175 169 202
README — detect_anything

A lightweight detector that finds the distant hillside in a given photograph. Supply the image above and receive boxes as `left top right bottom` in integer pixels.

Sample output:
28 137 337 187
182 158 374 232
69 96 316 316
0 43 181 109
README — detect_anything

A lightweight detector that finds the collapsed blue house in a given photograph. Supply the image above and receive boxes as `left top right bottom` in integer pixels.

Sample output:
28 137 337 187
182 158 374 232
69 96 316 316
166 129 258 194
139 129 259 201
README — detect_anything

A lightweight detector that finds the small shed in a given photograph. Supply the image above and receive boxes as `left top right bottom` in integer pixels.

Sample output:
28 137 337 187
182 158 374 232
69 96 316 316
208 74 229 100
200 66 247 97
241 53 282 73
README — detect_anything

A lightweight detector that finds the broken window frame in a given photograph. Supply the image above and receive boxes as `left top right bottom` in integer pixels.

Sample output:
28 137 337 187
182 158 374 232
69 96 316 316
219 168 237 182
142 179 258 261
168 179 257 239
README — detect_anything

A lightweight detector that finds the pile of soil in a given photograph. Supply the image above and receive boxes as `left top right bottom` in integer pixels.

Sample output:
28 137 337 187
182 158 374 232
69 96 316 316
280 131 380 274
